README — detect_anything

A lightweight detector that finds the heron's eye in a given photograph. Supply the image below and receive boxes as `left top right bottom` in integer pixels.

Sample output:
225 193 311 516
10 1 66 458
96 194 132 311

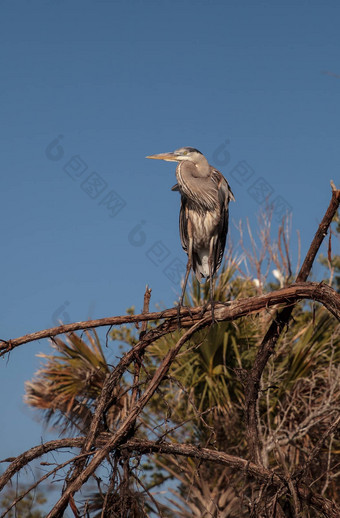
182 150 187 155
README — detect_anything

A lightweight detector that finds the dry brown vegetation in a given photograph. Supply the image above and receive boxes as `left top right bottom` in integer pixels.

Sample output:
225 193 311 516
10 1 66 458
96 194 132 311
0 185 339 518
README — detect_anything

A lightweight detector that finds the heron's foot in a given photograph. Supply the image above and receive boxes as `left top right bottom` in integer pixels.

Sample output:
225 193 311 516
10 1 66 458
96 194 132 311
199 302 207 318
199 301 212 319
199 300 220 322
176 304 194 328
186 305 194 320
176 303 187 328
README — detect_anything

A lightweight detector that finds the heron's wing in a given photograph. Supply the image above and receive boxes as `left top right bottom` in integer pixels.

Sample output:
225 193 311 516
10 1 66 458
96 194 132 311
179 195 189 253
226 180 235 202
173 183 189 254
212 169 234 273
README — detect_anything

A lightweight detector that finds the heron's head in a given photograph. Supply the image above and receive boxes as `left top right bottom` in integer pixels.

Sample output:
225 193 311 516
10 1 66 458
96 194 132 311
146 147 204 164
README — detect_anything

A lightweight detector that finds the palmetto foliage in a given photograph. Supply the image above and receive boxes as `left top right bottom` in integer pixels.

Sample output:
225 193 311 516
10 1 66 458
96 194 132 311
24 213 340 517
25 330 127 434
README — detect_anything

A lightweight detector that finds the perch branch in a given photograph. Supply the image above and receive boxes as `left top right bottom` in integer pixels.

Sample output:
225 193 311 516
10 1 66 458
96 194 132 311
1 282 339 358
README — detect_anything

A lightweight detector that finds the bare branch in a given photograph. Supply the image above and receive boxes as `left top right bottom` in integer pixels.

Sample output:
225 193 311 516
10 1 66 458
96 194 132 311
0 438 83 491
1 282 339 358
120 439 339 518
245 187 340 465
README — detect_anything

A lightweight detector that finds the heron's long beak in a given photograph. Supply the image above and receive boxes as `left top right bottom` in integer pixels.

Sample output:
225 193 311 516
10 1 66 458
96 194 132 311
146 152 179 162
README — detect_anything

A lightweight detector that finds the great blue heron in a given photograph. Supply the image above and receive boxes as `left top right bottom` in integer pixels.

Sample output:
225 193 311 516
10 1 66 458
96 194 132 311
147 147 235 317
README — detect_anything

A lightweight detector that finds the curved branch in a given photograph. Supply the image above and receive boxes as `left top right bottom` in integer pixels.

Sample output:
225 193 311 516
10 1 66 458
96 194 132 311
297 184 339 283
122 439 340 518
3 435 338 518
1 282 339 357
0 452 91 518
0 434 113 492
125 439 340 518
0 438 83 491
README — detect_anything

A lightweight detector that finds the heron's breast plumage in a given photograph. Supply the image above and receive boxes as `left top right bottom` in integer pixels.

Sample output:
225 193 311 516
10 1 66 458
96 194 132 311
186 207 221 281
187 208 220 250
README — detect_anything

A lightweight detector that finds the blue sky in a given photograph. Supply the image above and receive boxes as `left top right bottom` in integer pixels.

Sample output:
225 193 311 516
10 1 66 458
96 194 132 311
1 0 339 507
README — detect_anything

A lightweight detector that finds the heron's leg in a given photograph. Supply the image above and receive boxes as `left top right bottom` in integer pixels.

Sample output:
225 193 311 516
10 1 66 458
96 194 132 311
177 237 193 326
208 239 216 323
177 258 191 326
208 275 215 323
180 238 193 308
209 276 215 322
180 258 191 307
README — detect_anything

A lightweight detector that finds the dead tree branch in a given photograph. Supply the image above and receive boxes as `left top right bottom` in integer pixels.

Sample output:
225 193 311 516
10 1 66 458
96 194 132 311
245 185 340 465
0 282 339 358
2 436 339 518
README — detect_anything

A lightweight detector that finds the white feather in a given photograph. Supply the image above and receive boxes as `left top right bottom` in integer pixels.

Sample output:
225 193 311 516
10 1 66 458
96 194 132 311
195 248 210 281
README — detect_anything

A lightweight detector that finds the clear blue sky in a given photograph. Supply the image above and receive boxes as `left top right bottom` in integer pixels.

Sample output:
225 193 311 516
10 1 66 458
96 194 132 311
1 0 339 501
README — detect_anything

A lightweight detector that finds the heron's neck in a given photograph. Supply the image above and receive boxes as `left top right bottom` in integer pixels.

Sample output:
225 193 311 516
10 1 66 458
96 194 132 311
194 156 210 177
177 160 217 210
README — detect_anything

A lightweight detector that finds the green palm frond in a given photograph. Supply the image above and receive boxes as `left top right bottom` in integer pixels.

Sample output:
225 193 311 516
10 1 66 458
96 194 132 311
268 305 340 400
145 259 265 440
